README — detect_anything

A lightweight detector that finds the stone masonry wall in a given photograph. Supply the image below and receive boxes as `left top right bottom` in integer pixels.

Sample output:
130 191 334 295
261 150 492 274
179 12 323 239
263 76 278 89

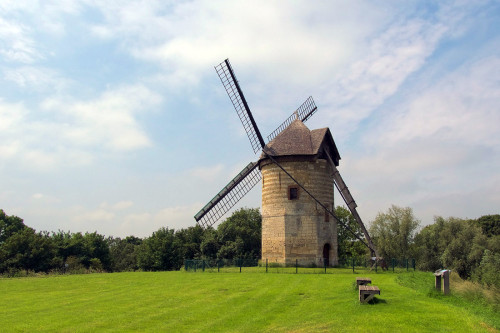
261 158 338 266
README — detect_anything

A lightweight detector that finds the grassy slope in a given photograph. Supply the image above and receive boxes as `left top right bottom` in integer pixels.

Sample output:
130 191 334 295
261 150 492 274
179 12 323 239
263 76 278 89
0 270 497 332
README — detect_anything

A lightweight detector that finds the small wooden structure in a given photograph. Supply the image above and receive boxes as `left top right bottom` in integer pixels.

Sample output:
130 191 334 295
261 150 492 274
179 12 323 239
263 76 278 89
356 277 371 287
359 285 380 303
434 269 450 295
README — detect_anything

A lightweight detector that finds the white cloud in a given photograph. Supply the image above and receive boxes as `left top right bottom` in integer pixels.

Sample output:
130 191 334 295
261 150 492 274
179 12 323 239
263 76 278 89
111 201 134 211
85 0 392 93
98 201 134 211
0 0 85 36
0 16 40 63
189 164 224 182
152 204 200 230
344 55 500 226
374 56 500 148
72 208 115 223
49 85 162 151
0 99 26 131
31 193 60 203
319 17 450 138
114 204 202 237
0 84 162 170
3 66 71 92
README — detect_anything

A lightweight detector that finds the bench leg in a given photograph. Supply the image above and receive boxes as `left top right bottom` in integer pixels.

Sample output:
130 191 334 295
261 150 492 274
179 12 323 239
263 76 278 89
359 292 378 303
363 294 376 303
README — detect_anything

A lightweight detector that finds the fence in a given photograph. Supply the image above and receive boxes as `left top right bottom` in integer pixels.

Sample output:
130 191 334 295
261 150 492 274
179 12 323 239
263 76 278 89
184 258 416 274
337 257 416 273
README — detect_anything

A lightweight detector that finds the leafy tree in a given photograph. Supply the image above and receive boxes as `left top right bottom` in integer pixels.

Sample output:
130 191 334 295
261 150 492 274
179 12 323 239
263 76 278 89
137 227 182 271
0 210 27 244
475 214 500 237
473 249 500 287
109 236 142 272
50 231 111 271
487 235 500 253
0 228 56 273
440 219 487 279
175 225 204 260
51 230 77 270
334 206 368 261
65 255 85 273
414 224 440 271
68 232 86 259
216 208 261 259
217 237 245 259
414 216 499 282
200 227 219 259
81 232 111 271
369 205 420 259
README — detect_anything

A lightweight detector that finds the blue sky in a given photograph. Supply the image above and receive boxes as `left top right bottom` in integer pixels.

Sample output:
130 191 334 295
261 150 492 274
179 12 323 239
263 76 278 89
1 0 499 238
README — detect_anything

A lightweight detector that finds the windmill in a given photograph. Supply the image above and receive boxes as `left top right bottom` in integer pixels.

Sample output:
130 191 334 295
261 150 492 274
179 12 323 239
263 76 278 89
194 59 378 265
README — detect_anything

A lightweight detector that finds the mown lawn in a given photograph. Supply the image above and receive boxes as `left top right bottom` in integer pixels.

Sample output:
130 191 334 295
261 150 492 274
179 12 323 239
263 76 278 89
0 269 497 332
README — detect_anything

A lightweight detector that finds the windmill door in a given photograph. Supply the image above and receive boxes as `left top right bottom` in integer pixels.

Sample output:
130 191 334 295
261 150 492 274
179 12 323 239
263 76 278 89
323 244 330 266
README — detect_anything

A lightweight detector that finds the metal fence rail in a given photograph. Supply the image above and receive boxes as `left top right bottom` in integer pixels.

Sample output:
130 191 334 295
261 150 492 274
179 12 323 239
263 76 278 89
184 258 416 274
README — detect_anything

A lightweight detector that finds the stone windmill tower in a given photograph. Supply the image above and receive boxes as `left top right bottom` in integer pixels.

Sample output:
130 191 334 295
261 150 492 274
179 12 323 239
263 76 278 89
195 59 377 265
260 119 341 266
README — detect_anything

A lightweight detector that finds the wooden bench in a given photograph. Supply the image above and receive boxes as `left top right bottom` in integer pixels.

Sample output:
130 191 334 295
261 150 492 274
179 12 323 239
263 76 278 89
356 277 371 287
359 285 380 303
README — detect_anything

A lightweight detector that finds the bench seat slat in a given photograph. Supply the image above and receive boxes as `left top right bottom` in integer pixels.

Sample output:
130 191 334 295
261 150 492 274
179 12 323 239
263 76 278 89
359 285 381 303
356 277 372 287
359 285 380 292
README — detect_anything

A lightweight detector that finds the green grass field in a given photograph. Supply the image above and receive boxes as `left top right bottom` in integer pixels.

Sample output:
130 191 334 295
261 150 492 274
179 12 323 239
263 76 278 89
0 269 498 332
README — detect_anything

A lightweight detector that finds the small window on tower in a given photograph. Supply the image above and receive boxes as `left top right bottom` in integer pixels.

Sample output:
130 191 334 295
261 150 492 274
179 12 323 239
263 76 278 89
288 186 299 200
325 210 330 222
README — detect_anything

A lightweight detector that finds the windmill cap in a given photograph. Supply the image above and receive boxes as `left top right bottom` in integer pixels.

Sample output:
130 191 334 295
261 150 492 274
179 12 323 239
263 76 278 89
260 119 340 164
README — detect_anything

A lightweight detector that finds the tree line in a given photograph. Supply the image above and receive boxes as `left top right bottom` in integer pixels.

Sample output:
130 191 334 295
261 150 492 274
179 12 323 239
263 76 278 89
0 208 261 275
1 206 498 288
368 205 500 288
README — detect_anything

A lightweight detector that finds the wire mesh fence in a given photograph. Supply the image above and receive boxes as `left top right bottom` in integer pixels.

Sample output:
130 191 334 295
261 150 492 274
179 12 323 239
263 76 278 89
184 257 416 274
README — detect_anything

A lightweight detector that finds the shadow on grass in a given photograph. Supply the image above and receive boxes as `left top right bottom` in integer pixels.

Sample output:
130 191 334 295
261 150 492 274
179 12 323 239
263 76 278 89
360 297 387 305
359 297 386 305
369 297 387 305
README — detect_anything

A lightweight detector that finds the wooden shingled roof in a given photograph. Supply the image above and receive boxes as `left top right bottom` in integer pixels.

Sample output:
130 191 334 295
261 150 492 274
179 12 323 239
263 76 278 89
261 119 341 165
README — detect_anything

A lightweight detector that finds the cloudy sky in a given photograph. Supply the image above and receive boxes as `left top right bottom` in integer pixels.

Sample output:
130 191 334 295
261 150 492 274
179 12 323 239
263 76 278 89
1 0 499 238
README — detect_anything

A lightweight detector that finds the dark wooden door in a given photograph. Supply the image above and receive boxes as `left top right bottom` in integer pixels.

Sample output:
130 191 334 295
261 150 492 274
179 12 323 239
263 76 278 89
323 243 330 266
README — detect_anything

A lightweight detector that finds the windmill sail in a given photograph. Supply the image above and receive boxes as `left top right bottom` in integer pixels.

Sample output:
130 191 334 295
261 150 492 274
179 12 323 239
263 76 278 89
324 150 378 256
215 59 265 153
267 96 318 142
332 167 377 255
194 161 261 228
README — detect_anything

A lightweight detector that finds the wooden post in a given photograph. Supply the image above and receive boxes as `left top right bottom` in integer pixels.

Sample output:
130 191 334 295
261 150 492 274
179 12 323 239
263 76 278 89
435 275 441 291
443 270 450 295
